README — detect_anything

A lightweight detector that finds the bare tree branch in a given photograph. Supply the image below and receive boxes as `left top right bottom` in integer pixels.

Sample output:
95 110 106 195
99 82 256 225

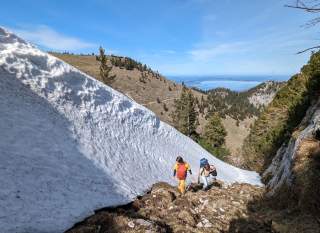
285 4 320 12
285 0 320 12
297 45 320 54
285 1 320 53
305 17 320 27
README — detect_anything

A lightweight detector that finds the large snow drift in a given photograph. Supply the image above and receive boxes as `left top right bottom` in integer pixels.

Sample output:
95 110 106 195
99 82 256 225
0 27 261 233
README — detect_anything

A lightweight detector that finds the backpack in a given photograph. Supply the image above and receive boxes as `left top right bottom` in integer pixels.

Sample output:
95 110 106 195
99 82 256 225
200 158 209 168
176 163 187 180
210 167 217 176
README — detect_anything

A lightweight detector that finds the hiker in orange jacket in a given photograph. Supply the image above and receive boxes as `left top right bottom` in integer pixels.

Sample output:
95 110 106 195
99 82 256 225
173 156 192 194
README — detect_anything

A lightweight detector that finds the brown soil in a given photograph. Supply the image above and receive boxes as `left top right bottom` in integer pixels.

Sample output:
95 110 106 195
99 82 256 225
66 180 320 233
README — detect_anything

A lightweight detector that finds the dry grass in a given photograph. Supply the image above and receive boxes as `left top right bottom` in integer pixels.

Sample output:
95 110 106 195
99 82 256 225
52 53 255 162
292 138 320 215
51 53 205 126
222 116 256 166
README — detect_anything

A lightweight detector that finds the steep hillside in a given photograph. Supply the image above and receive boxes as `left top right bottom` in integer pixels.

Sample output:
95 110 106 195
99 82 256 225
263 97 320 214
222 116 255 165
246 85 320 233
203 83 284 160
247 81 286 108
51 52 205 126
0 28 261 233
205 81 284 122
242 52 320 172
221 51 320 232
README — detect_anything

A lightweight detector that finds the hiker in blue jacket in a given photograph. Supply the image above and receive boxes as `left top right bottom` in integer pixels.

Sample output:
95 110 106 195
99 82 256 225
198 158 217 190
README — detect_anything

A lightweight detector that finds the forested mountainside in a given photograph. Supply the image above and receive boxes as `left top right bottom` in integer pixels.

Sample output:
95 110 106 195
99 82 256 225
197 83 284 160
263 97 320 217
243 52 320 230
242 51 320 172
203 80 284 122
247 81 286 108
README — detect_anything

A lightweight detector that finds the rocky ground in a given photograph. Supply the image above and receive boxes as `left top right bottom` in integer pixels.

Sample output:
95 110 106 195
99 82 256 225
66 180 320 233
65 181 279 233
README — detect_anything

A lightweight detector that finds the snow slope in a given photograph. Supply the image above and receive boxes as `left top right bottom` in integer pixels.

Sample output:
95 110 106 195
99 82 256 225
0 27 261 233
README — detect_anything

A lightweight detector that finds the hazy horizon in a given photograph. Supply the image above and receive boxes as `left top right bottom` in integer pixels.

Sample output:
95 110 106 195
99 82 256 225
169 74 289 91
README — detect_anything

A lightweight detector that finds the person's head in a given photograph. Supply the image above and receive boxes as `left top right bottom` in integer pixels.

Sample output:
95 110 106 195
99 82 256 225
204 164 210 170
176 156 184 163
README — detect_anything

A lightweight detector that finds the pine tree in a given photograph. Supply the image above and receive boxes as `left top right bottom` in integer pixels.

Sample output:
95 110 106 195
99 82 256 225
143 64 147 71
96 46 116 85
203 114 227 147
139 72 147 83
171 86 199 137
199 95 206 114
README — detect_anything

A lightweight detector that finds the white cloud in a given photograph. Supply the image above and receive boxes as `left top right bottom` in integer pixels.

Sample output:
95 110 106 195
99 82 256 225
10 25 96 51
188 41 248 61
162 50 176 54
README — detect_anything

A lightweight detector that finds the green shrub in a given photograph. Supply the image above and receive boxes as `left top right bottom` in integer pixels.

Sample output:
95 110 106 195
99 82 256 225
203 114 227 147
197 138 229 161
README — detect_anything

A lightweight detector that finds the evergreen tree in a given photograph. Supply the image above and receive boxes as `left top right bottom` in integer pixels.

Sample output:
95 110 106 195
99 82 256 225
139 72 147 83
143 64 147 71
96 46 116 85
171 86 199 137
203 114 227 147
199 95 206 114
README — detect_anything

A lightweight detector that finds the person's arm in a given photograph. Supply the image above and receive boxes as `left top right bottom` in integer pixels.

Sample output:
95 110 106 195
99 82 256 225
187 163 192 174
173 163 177 177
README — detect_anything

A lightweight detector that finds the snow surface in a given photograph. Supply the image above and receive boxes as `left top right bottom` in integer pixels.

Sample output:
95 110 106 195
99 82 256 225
0 27 261 233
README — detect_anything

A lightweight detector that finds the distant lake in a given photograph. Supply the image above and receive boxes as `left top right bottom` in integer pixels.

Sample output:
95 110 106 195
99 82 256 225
168 75 290 91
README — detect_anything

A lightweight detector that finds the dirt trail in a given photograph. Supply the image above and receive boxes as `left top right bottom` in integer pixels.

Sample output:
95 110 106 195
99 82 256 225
143 97 178 106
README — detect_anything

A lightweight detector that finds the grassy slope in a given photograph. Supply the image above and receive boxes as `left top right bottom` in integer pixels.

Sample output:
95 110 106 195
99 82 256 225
51 53 206 126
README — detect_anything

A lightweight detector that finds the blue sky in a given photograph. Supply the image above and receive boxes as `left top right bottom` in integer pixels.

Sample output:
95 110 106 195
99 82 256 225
1 0 318 76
